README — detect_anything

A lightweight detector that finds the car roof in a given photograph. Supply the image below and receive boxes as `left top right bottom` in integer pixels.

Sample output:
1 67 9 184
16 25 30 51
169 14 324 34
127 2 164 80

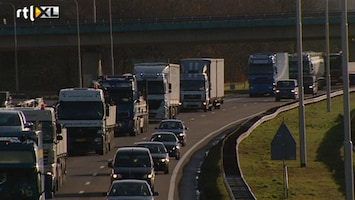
111 179 149 184
152 131 177 136
160 119 183 123
115 146 150 153
135 141 165 146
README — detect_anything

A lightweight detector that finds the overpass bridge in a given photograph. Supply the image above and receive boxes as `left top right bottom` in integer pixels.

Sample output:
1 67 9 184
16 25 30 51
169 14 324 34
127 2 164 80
1 12 355 49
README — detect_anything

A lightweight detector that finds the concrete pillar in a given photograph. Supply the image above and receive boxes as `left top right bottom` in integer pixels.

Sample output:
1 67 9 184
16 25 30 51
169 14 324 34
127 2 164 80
81 50 101 87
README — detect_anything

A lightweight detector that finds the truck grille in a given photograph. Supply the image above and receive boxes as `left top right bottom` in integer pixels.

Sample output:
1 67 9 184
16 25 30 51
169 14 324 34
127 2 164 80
183 94 202 99
148 100 163 110
43 149 49 165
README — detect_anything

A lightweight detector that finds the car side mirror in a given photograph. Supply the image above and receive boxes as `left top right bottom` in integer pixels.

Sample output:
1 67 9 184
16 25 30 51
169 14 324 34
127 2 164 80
56 135 63 141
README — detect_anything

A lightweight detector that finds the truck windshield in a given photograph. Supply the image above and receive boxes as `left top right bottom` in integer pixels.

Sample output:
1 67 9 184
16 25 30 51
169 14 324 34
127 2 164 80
0 169 40 200
180 60 208 73
181 80 205 91
248 64 274 75
249 77 273 84
0 151 35 164
57 101 104 120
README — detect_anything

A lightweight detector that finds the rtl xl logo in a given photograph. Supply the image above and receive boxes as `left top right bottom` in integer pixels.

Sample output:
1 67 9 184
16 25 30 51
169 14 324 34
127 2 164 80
16 5 59 21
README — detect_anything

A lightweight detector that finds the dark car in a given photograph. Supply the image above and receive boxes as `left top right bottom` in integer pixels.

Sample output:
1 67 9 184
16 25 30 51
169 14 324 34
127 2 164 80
108 147 156 191
135 141 170 174
275 79 299 101
106 179 159 200
155 119 187 146
150 132 181 160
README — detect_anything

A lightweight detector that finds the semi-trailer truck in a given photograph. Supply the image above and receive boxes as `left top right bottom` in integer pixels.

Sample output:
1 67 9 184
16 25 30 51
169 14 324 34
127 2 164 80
179 58 224 111
57 88 116 155
0 130 46 200
14 106 67 198
289 51 325 93
134 63 180 121
95 74 149 136
248 52 289 97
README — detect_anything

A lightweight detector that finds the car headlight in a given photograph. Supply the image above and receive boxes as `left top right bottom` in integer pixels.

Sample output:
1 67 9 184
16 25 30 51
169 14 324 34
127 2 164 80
146 173 154 179
112 173 122 179
179 132 184 136
291 89 295 92
160 158 169 162
275 90 280 93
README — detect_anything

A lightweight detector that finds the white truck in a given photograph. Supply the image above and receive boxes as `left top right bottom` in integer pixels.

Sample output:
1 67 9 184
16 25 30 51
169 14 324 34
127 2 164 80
134 63 180 121
179 58 224 111
13 106 67 198
56 88 116 155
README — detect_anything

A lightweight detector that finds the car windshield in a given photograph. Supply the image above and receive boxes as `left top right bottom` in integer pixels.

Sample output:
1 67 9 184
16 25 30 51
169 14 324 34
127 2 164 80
277 81 296 87
114 151 151 167
109 182 151 196
159 121 183 129
0 113 21 126
138 144 167 154
151 134 176 142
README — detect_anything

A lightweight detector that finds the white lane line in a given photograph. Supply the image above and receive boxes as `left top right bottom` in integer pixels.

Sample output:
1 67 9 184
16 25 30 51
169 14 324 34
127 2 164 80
85 181 91 185
79 191 84 194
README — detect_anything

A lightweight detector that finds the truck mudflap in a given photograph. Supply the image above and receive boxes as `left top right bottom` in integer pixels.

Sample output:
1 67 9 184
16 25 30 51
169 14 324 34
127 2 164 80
45 173 54 199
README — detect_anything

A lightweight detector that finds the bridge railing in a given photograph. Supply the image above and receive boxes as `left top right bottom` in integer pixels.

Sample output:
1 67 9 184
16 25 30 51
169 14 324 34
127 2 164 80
0 11 354 36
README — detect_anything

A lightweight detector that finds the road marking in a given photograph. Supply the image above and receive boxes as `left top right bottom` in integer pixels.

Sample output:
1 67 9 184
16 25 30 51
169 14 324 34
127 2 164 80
79 191 84 194
93 173 98 176
85 181 91 185
100 165 105 169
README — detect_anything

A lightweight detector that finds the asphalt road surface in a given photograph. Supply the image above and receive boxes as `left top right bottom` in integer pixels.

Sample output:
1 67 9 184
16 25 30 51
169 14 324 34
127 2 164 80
46 94 294 200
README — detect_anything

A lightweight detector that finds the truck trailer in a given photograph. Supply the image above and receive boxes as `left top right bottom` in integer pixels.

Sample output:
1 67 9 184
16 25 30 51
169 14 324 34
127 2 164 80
179 58 224 111
289 51 325 92
248 52 289 97
14 106 67 198
134 63 180 121
0 130 46 200
57 88 116 155
95 74 149 136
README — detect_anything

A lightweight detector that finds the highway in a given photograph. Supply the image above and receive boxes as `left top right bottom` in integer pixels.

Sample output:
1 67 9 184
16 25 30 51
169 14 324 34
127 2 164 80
51 94 292 200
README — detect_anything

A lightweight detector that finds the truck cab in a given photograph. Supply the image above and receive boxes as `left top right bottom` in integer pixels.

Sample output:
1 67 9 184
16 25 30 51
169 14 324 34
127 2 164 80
0 130 45 200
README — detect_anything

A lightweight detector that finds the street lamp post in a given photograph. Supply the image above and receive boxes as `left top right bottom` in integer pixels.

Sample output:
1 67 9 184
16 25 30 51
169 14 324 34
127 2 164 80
0 2 18 92
73 0 82 87
109 0 114 75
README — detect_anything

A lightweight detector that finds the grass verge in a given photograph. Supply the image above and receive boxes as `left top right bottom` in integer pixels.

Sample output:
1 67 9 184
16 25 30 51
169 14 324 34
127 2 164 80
199 93 355 200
